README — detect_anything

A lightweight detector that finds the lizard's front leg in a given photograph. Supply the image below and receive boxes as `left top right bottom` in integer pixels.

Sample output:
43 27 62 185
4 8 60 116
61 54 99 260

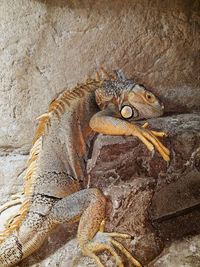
89 110 170 161
50 188 141 267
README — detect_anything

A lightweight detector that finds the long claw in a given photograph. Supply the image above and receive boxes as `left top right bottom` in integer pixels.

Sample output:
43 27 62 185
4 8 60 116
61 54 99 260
102 244 124 267
85 243 124 267
142 122 149 128
111 239 142 267
135 130 154 152
104 232 132 239
146 131 170 156
141 122 168 138
140 129 170 161
84 228 142 267
86 251 104 267
154 137 170 156
150 130 167 137
80 208 142 267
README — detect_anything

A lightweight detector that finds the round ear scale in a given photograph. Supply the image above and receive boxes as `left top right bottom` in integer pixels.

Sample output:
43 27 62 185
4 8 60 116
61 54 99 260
121 105 133 119
121 105 139 119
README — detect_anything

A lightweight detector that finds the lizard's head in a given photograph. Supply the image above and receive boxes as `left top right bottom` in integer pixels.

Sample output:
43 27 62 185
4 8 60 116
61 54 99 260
95 77 164 121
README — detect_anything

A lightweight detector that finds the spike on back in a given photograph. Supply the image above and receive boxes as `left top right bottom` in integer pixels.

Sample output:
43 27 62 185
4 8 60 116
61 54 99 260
33 113 51 144
96 67 116 81
113 69 126 80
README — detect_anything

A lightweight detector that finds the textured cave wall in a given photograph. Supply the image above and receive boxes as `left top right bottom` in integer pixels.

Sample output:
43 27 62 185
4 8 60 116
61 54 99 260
0 0 199 266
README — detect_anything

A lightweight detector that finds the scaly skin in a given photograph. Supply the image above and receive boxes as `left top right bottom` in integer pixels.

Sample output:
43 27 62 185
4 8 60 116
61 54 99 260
0 69 169 267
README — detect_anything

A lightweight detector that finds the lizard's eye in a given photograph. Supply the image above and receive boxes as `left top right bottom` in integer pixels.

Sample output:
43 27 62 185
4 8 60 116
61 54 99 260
121 105 137 119
145 92 155 103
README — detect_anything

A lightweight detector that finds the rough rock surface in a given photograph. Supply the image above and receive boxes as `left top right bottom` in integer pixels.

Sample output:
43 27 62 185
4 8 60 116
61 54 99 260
0 0 200 266
148 235 200 267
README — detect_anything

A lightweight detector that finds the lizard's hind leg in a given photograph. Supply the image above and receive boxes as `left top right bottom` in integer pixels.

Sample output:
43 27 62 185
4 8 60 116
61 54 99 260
50 188 141 267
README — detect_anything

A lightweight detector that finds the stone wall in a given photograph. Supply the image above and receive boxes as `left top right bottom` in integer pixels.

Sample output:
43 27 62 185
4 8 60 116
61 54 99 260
0 0 199 266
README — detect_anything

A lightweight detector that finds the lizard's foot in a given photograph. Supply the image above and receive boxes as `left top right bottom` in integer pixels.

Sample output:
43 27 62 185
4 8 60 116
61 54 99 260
135 123 170 161
81 221 142 267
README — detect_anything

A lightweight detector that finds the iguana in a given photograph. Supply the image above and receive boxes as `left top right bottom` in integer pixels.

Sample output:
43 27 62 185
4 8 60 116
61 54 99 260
0 68 169 267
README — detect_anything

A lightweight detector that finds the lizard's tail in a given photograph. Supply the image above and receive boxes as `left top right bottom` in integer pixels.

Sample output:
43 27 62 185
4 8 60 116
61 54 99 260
0 232 24 266
0 213 54 266
0 200 32 267
0 138 42 240
0 136 44 266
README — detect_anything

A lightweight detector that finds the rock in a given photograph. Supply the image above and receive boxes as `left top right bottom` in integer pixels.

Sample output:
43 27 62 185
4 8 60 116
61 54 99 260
148 235 200 267
0 154 27 203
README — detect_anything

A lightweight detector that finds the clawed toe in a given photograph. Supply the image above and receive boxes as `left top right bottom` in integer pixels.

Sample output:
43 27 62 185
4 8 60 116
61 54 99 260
105 232 132 239
82 231 142 267
151 130 168 137
110 239 142 267
139 127 170 161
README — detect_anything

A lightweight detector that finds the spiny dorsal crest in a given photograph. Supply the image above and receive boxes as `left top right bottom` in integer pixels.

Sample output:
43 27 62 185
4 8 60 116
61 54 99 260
33 78 102 144
0 68 115 244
